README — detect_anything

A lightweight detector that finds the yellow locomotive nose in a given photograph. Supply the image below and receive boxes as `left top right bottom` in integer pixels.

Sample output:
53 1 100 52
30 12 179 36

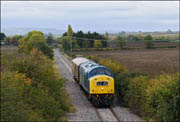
89 75 114 94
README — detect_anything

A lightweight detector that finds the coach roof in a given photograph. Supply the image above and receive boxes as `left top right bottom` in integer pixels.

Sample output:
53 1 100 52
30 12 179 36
72 57 89 66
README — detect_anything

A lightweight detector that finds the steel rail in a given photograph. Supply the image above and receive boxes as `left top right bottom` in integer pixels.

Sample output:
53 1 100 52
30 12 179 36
55 49 120 121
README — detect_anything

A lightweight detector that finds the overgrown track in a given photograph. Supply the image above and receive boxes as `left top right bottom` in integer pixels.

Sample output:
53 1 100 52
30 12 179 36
54 49 121 121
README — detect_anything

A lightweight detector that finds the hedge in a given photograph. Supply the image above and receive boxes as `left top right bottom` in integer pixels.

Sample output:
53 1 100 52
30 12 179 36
1 49 74 121
87 55 179 121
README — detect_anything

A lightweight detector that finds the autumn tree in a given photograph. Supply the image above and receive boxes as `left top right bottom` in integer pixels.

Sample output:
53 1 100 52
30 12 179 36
94 40 103 48
18 31 53 59
67 24 74 51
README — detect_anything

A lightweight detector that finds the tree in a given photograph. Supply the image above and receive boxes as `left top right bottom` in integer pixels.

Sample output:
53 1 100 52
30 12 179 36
67 24 73 37
46 35 54 46
144 35 154 49
0 32 6 41
18 31 53 59
127 35 139 42
4 37 10 45
67 24 74 51
137 33 143 41
82 40 90 48
115 35 126 49
105 32 109 40
60 36 70 52
10 35 22 46
94 40 102 48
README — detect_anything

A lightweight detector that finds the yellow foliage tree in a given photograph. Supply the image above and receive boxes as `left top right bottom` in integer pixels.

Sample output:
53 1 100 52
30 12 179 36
94 40 102 48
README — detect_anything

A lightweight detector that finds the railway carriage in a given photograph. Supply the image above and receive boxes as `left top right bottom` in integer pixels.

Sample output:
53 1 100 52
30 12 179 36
72 57 114 107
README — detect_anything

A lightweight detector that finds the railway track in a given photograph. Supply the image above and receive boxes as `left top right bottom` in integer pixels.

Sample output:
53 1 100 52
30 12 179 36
54 49 121 121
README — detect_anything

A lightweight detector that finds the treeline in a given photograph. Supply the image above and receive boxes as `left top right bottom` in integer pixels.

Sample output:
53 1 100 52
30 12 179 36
1 31 74 121
88 56 179 122
0 32 58 47
60 25 178 51
60 25 108 51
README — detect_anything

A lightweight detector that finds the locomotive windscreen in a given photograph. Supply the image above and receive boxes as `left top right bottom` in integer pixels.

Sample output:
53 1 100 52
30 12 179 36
88 67 113 78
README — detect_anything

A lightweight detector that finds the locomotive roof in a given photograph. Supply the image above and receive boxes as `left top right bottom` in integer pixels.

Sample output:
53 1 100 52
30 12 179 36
72 57 89 66
80 61 105 73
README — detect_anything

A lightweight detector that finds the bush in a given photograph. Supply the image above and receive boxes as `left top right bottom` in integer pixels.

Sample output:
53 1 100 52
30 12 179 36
146 73 180 121
1 71 41 121
144 35 154 49
88 56 179 121
115 72 147 106
1 49 73 121
126 75 150 115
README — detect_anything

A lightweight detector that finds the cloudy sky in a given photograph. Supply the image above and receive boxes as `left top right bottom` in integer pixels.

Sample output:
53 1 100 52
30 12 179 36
1 1 179 32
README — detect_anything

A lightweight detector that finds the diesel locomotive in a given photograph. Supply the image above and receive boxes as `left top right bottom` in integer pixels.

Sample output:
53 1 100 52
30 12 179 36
72 57 114 107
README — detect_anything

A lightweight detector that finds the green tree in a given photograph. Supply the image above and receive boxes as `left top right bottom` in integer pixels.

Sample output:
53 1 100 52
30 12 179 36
60 36 71 52
0 32 6 41
46 33 55 46
4 37 10 45
144 35 154 49
82 40 90 48
105 32 109 40
94 40 102 48
18 31 53 59
115 35 126 49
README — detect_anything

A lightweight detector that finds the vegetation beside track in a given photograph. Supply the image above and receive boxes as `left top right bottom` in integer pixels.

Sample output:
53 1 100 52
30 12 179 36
87 55 179 122
1 31 74 121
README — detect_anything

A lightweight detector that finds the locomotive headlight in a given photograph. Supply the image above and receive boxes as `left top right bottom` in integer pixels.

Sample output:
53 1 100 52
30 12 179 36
101 88 104 91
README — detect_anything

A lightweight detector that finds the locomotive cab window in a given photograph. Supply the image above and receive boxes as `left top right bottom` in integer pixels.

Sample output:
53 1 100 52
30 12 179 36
88 67 113 78
97 81 108 86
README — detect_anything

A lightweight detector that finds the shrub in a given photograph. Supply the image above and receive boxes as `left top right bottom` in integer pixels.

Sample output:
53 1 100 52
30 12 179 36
126 75 150 115
99 58 128 76
1 71 37 121
1 49 73 121
146 73 180 121
87 56 179 121
115 72 147 106
144 35 154 49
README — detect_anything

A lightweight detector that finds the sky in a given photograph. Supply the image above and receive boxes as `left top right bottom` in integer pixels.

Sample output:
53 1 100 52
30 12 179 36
1 1 179 33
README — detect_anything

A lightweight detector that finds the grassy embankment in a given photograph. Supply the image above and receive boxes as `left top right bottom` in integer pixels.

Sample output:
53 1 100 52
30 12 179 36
1 46 75 121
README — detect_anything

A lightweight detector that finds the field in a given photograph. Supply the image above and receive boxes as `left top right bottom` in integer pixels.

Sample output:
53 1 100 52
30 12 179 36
73 48 179 76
